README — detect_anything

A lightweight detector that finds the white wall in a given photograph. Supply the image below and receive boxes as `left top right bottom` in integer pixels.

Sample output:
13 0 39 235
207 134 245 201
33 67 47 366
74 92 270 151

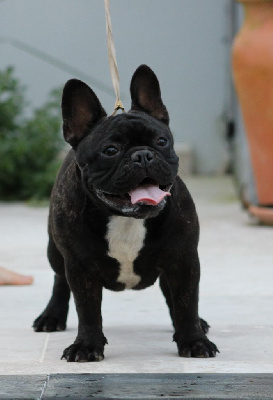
0 0 231 174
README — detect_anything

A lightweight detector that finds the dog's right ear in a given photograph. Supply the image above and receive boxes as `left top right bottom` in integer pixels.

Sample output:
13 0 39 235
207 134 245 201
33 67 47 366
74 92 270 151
62 79 107 148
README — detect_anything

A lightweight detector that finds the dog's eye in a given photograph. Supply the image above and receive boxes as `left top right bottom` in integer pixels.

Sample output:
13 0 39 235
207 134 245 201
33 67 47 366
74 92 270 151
156 137 167 147
103 146 119 156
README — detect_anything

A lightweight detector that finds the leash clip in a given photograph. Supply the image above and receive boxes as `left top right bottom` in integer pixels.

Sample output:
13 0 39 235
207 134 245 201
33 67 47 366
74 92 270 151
111 99 126 116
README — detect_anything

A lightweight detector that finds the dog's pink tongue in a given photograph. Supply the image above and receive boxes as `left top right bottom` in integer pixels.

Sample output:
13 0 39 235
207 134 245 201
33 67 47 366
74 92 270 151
129 184 170 206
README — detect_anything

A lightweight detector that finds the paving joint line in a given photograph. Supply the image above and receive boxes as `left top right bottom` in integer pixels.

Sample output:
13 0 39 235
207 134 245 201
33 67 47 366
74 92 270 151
38 374 50 400
39 333 50 363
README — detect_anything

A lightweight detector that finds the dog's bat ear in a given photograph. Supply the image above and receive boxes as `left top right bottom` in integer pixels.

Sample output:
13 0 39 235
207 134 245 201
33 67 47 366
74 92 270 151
61 79 107 148
130 65 169 125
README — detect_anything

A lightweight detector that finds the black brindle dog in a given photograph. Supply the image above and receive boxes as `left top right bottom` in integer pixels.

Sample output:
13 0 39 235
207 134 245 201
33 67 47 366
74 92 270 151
33 65 219 362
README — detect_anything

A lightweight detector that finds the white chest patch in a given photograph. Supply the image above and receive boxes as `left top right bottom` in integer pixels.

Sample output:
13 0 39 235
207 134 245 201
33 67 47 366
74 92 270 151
106 216 146 289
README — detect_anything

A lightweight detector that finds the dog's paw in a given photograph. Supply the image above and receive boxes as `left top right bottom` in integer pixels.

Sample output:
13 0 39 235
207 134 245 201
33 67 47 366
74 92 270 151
200 318 210 334
33 313 67 332
61 343 104 362
178 337 219 358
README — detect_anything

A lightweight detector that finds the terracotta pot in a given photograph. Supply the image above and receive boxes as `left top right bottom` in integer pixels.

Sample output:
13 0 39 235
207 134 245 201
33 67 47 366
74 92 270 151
232 0 273 224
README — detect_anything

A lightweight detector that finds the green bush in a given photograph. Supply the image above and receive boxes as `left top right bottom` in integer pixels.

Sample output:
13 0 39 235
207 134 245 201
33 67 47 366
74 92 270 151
0 67 65 200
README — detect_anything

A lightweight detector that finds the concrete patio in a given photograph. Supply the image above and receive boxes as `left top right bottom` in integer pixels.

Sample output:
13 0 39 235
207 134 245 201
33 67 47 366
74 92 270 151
0 176 272 380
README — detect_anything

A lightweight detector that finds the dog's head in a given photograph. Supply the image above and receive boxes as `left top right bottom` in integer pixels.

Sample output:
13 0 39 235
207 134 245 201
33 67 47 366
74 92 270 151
61 65 179 218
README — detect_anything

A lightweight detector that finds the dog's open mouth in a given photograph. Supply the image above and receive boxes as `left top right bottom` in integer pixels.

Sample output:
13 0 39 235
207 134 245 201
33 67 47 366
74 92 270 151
129 180 171 205
96 179 172 210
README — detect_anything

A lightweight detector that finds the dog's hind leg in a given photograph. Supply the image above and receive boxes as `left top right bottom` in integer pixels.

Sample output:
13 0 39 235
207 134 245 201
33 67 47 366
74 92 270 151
33 236 70 332
199 318 210 334
160 273 210 334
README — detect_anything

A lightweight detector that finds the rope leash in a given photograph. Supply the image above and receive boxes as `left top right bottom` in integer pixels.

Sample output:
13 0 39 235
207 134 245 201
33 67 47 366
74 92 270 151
104 0 125 115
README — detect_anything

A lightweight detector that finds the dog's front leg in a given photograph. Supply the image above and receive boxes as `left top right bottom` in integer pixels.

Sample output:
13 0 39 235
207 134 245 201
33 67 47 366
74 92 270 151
165 252 219 358
61 259 107 362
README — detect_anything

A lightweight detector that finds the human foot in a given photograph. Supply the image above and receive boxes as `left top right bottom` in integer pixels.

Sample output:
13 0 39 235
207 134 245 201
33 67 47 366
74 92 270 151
0 266 34 285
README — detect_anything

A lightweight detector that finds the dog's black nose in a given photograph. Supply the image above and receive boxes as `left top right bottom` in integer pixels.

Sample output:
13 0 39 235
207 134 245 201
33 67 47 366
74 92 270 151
131 150 154 166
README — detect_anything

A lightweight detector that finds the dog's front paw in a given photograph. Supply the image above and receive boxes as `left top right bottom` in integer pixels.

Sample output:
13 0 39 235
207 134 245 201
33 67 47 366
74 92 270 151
179 338 219 358
175 334 219 358
61 342 105 362
33 313 67 332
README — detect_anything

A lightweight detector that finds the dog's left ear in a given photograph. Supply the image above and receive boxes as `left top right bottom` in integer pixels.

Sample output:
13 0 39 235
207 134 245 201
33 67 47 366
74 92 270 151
62 79 107 148
130 65 169 125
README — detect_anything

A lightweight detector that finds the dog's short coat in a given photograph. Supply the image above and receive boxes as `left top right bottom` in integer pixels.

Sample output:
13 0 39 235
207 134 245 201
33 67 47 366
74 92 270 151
33 65 219 361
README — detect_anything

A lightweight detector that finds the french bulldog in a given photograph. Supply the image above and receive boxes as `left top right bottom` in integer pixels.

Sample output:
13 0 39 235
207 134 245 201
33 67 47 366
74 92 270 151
33 65 219 362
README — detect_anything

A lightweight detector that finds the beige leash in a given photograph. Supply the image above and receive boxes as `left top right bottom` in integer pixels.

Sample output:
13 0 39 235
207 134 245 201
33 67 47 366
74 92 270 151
104 0 125 115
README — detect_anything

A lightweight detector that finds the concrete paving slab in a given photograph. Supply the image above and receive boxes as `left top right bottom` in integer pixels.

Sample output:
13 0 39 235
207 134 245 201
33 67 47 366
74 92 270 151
0 177 272 375
0 375 46 399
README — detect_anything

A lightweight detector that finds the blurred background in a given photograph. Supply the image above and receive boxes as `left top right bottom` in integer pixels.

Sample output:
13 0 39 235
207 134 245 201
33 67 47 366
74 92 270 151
1 1 273 375
0 0 251 202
